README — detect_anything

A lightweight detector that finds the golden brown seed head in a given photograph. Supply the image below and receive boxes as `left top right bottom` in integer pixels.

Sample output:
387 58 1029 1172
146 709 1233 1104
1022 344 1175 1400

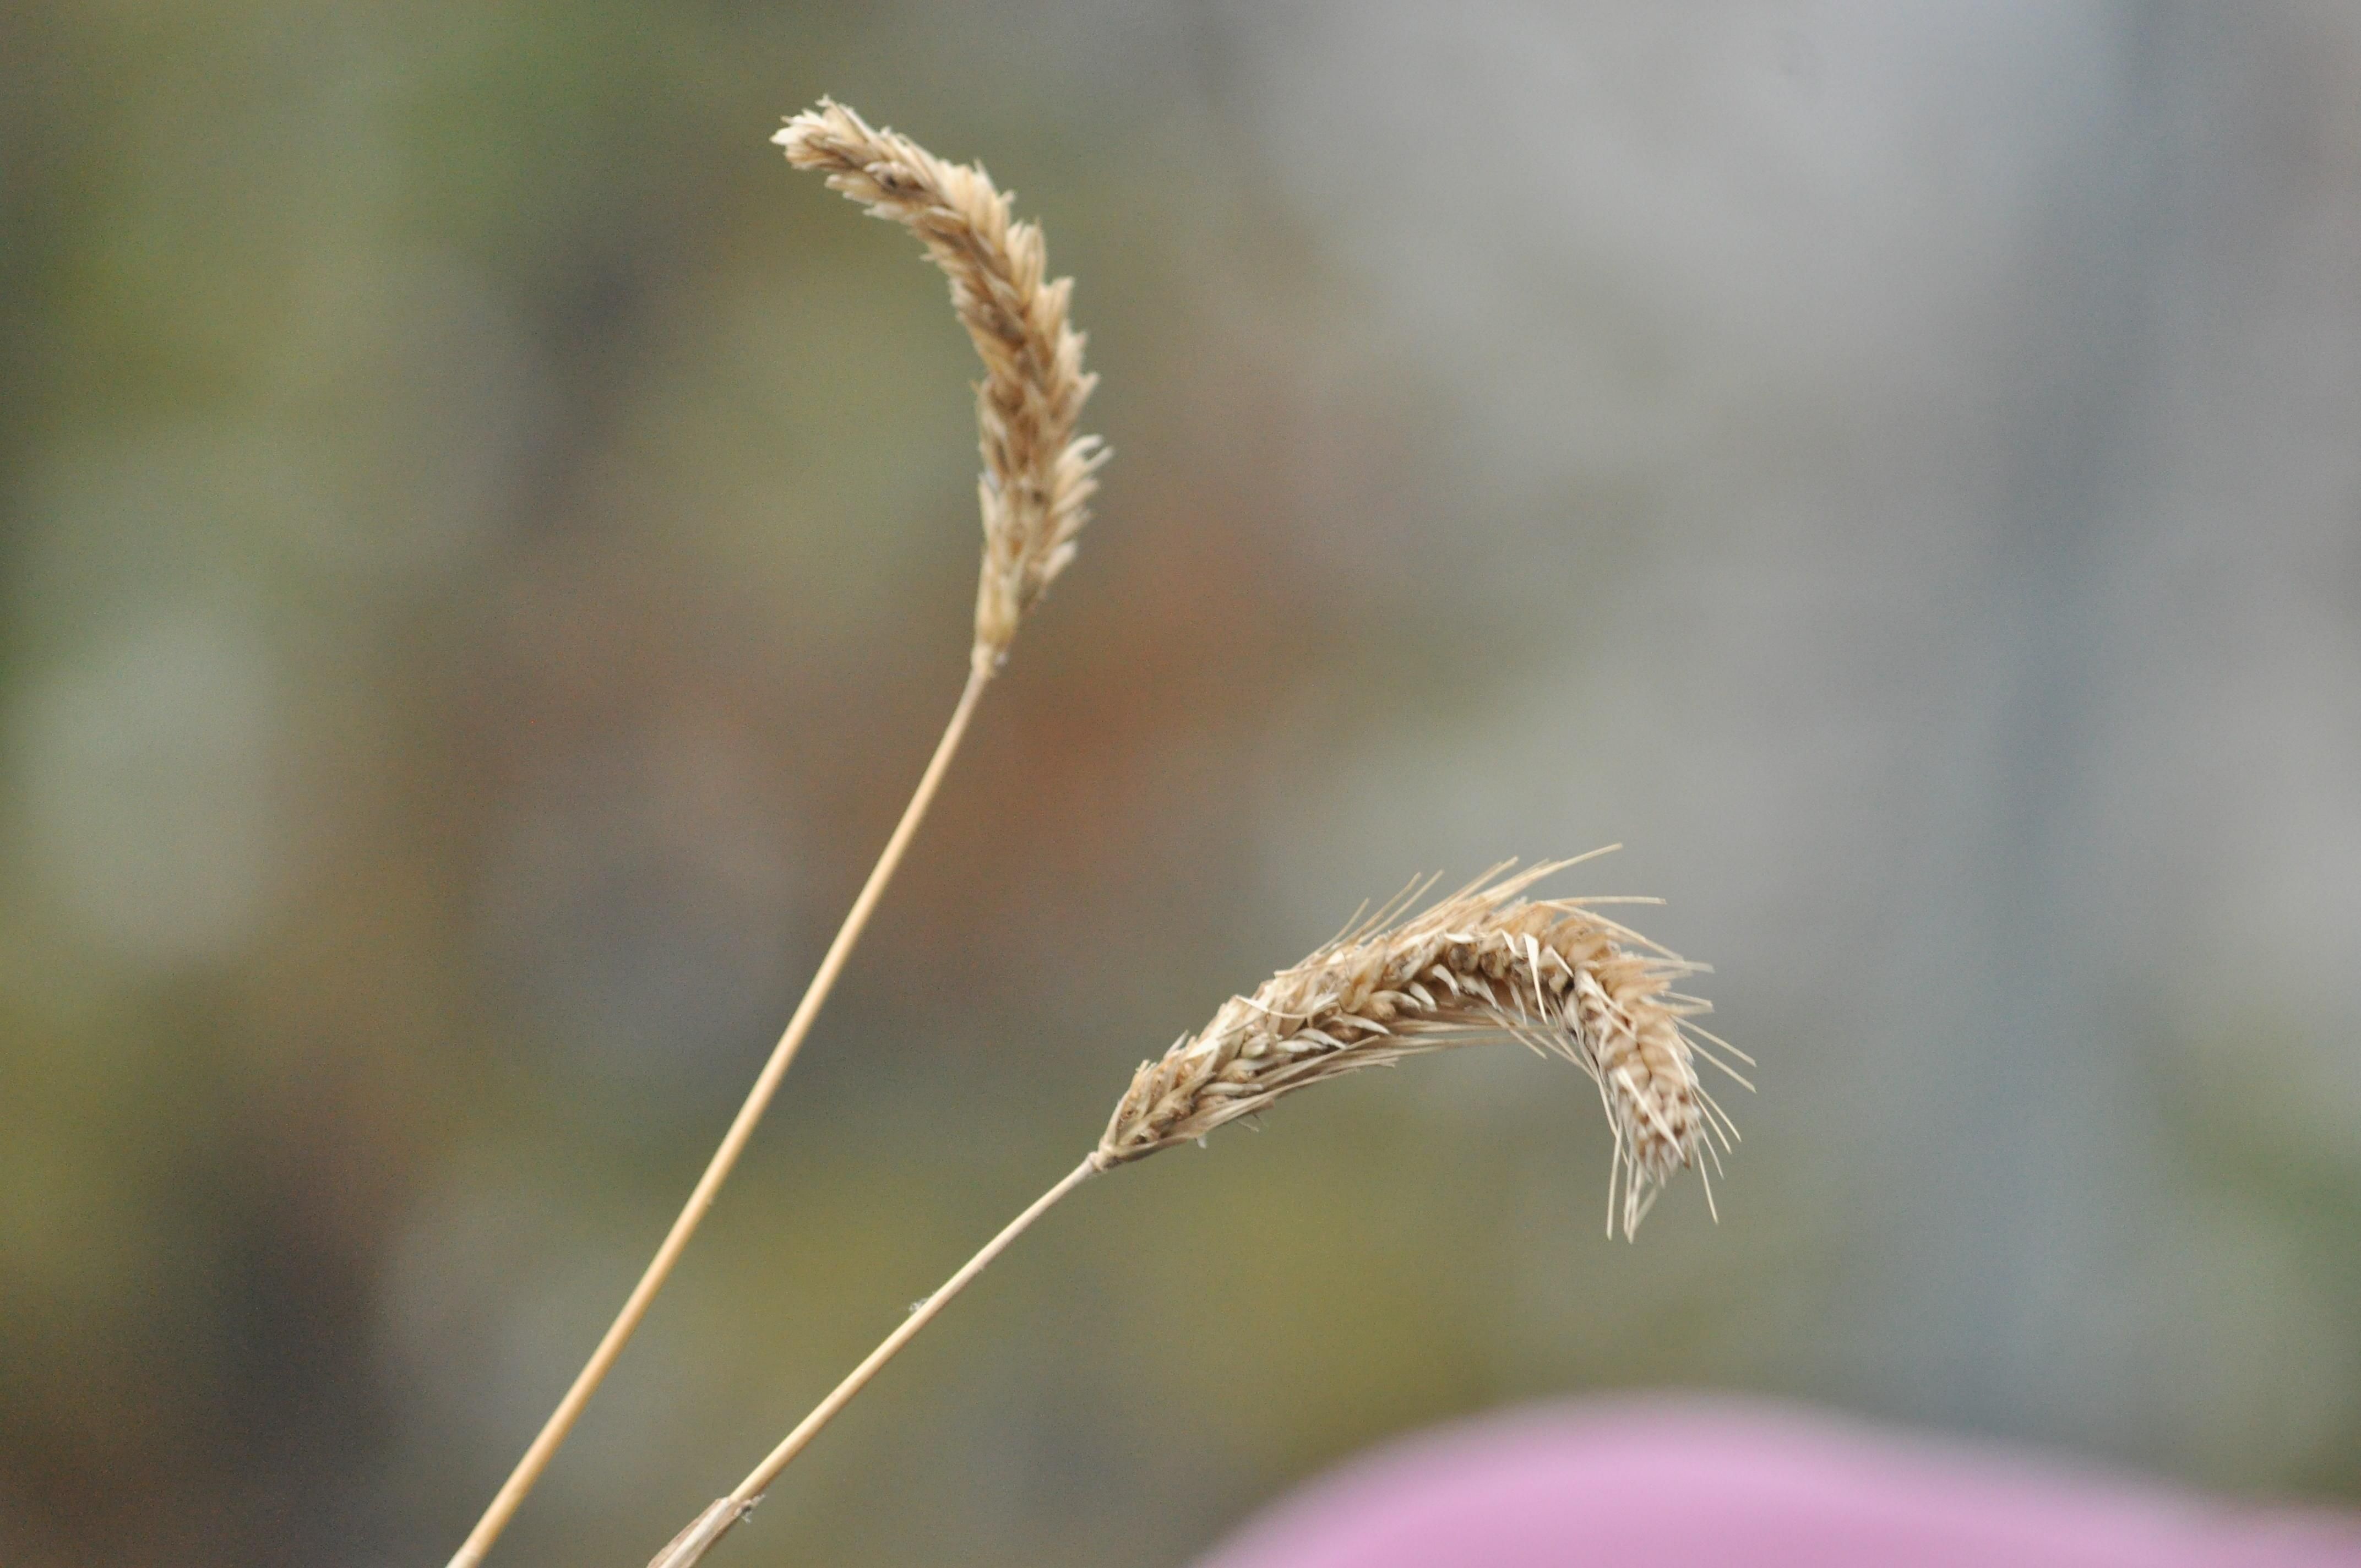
1093 862 1737 1237
775 99 1106 671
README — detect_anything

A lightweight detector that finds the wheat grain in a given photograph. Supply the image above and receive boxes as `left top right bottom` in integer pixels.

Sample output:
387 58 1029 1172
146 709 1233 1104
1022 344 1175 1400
775 99 1106 671
1096 857 1741 1236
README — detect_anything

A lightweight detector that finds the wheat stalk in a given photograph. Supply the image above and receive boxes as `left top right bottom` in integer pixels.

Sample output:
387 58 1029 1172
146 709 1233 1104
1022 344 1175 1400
444 102 1103 1568
645 859 1743 1567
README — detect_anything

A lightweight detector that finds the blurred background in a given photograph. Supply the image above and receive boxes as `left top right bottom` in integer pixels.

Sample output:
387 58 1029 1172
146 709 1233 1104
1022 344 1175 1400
5 3 2360 1564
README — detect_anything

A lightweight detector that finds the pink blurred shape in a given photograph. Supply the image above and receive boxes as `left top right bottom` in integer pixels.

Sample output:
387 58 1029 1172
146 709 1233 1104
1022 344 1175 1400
1197 1400 2361 1568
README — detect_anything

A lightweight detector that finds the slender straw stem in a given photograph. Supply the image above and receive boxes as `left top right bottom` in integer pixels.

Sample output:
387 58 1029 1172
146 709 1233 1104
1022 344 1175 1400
647 1156 1103 1568
448 661 995 1568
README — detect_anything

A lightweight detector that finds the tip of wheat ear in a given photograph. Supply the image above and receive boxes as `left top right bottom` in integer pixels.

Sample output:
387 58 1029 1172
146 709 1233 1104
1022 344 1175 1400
1092 859 1746 1238
774 99 1106 672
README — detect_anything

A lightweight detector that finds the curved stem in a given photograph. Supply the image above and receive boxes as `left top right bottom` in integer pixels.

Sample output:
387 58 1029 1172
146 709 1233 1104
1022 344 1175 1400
449 661 995 1568
648 1156 1103 1568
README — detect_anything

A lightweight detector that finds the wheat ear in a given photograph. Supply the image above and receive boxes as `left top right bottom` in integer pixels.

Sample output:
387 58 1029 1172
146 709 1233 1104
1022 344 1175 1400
1093 854 1742 1230
445 102 1103 1568
644 861 1740 1567
777 97 1107 672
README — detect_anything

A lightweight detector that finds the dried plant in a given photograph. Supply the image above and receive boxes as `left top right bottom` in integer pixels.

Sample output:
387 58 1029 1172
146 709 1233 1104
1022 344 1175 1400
444 95 1741 1568
776 97 1106 672
645 861 1744 1567
1095 857 1744 1232
445 102 1103 1568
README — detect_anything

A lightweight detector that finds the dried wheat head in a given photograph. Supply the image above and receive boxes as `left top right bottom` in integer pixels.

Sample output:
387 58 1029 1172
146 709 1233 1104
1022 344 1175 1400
775 99 1106 673
1094 859 1746 1237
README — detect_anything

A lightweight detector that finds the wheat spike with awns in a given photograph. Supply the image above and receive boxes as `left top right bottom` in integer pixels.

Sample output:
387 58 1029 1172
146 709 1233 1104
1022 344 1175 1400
1096 857 1745 1232
646 859 1746 1566
444 100 1105 1568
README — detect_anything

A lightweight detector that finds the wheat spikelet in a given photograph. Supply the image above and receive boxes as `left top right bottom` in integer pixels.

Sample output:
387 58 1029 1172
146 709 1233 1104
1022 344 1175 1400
775 99 1106 671
1094 859 1746 1236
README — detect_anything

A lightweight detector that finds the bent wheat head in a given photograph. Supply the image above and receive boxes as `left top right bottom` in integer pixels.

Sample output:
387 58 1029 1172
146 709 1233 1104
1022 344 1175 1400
645 859 1745 1566
775 99 1106 671
1095 859 1745 1236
